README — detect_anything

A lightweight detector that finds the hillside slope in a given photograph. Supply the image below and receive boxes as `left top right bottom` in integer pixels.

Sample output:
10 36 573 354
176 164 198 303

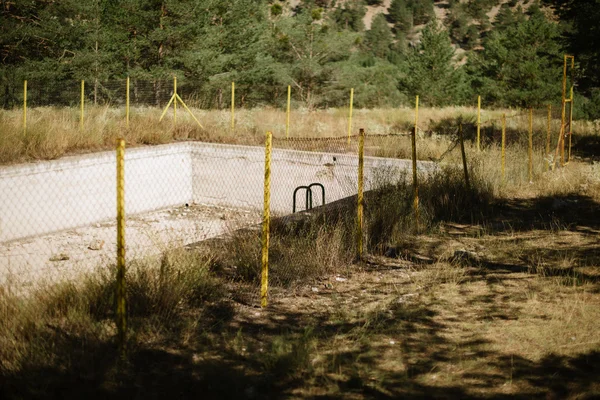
283 0 539 50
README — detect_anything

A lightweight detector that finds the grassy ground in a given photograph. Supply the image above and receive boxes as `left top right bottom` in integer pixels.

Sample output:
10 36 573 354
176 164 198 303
3 104 599 201
2 163 600 398
1 190 599 399
1 105 598 164
1 107 600 399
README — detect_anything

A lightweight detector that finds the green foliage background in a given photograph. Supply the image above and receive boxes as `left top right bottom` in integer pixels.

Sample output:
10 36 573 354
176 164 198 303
1 0 599 118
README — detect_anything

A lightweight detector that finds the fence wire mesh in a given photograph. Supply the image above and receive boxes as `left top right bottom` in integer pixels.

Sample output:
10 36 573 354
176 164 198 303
0 77 581 362
2 79 298 110
476 106 571 182
241 135 361 299
0 141 271 352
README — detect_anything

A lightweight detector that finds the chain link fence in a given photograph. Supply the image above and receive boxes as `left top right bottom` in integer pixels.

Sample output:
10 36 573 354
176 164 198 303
0 77 579 362
2 79 297 110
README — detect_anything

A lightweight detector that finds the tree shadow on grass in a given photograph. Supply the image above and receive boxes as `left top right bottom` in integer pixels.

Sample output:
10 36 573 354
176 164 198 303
492 351 600 400
405 192 600 288
421 193 600 236
2 283 599 399
3 192 600 399
483 194 600 233
0 321 264 400
428 117 538 148
572 135 600 162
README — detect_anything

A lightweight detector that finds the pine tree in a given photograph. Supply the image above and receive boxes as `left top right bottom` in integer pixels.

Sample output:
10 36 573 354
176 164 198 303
403 19 466 106
322 56 405 108
180 0 270 106
446 5 469 43
265 7 356 108
388 0 413 34
542 0 600 107
464 24 480 50
469 10 563 107
0 0 122 105
332 0 366 32
408 0 434 25
365 14 393 58
494 5 515 28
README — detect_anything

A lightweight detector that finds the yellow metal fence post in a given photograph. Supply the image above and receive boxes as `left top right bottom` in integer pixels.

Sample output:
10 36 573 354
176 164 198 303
552 124 565 172
159 95 176 121
412 95 419 232
415 95 419 133
126 77 130 129
174 93 204 128
159 92 203 129
261 132 272 308
173 76 177 127
459 124 470 191
568 86 574 163
357 128 364 260
501 113 506 181
80 80 85 131
23 80 27 135
477 95 481 151
231 81 235 132
116 138 127 359
559 54 575 167
347 88 354 142
560 55 567 166
529 108 533 182
567 56 575 164
546 104 551 171
286 85 291 138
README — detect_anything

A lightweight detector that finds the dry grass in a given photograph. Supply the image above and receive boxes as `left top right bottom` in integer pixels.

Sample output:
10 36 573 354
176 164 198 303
1 105 600 398
238 203 600 398
0 247 220 376
2 105 598 163
391 228 600 397
208 218 354 290
1 188 599 398
3 104 598 203
208 235 599 398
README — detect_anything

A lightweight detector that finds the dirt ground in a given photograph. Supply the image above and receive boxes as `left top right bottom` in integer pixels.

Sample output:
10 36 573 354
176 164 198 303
219 197 600 398
2 189 599 399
